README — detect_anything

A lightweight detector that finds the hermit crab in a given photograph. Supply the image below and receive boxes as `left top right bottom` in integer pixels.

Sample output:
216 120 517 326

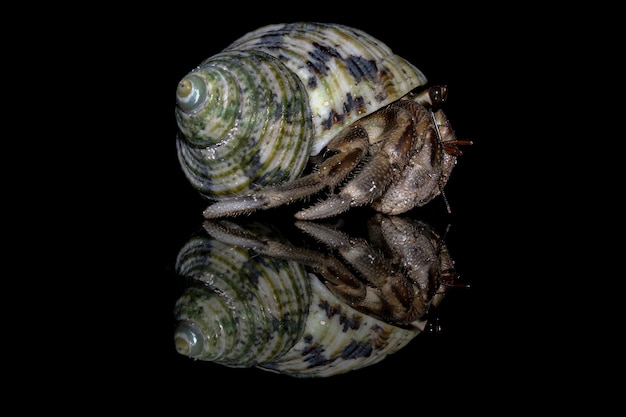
175 22 470 220
173 214 458 377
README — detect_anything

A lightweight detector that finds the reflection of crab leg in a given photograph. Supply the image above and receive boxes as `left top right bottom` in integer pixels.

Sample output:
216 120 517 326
201 220 366 303
295 221 420 323
201 215 456 327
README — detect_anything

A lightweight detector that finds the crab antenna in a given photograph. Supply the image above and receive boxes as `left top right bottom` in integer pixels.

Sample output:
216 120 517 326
439 187 452 214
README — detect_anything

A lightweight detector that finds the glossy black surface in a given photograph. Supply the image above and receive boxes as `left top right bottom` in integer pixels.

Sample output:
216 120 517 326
159 17 521 396
33 8 548 411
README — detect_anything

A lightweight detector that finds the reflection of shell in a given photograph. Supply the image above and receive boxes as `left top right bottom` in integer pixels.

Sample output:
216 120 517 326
259 277 420 377
173 224 310 366
173 221 423 377
175 22 428 199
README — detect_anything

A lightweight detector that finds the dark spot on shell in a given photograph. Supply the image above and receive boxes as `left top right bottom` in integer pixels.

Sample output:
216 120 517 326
256 33 286 48
319 299 340 319
298 328 373 369
280 312 302 334
343 93 366 115
242 260 261 288
308 42 342 75
320 109 344 131
320 93 369 132
281 22 304 33
344 55 378 83
270 315 281 333
253 167 291 187
339 313 361 332
375 93 386 103
258 363 279 371
278 96 301 123
339 339 373 360
307 40 380 84
319 299 362 332
301 344 334 368
245 151 264 179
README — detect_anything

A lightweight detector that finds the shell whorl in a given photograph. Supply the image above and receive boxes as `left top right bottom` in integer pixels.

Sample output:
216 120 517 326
175 22 428 199
176 50 313 198
173 230 311 366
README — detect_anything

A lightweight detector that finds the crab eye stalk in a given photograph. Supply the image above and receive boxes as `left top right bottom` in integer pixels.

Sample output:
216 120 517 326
429 85 448 107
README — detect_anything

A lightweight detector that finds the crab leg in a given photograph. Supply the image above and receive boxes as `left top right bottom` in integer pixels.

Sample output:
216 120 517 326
202 220 367 303
295 104 416 220
203 125 371 218
296 220 419 323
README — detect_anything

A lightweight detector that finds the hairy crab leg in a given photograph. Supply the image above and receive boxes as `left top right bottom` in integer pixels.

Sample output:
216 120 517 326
295 103 418 220
202 220 367 303
296 221 421 324
202 125 371 219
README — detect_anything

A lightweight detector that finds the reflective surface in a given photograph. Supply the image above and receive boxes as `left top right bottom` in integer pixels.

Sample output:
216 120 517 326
173 215 459 377
25 7 567 413
157 17 517 396
34 13 538 411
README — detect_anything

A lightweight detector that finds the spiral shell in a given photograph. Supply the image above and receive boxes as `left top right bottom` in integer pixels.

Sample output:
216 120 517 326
173 223 310 366
175 22 428 199
173 221 424 377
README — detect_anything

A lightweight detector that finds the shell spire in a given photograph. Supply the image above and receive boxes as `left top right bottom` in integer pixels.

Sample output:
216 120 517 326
173 228 311 366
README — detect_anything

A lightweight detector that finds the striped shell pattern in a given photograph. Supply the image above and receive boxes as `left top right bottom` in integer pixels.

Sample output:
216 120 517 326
175 22 428 199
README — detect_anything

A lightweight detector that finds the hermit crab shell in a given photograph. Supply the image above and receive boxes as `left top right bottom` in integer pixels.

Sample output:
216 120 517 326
173 221 423 377
173 224 310 367
175 22 428 199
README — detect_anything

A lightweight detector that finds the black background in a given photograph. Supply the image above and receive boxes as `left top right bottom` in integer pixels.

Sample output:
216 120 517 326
158 14 531 405
24 5 585 413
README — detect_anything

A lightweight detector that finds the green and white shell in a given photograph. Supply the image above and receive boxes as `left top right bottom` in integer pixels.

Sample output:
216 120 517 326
173 224 310 367
173 222 424 378
175 22 428 200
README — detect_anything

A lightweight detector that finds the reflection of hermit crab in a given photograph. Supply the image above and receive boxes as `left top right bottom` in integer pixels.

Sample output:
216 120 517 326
174 215 459 377
175 22 471 220
202 214 457 326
